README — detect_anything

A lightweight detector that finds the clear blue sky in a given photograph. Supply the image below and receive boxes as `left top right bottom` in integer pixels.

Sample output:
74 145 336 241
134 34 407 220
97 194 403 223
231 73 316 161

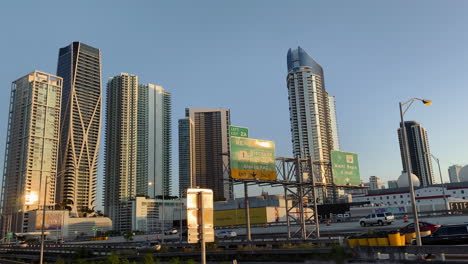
1 1 467 210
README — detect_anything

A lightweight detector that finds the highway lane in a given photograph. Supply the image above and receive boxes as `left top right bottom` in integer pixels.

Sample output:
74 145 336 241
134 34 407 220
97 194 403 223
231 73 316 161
219 214 468 238
61 214 468 244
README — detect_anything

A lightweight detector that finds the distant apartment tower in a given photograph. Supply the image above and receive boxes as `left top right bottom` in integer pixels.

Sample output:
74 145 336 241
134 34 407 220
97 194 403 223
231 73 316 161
104 73 139 231
178 108 231 200
178 117 194 197
328 95 340 151
56 42 102 216
1 72 62 234
369 176 382 190
388 180 398 189
448 165 463 183
286 47 339 191
397 121 434 186
138 84 172 197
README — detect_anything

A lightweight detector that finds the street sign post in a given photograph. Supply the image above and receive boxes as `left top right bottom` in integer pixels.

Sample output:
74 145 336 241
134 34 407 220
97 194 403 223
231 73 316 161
229 126 248 138
230 137 276 180
331 151 361 186
186 188 214 264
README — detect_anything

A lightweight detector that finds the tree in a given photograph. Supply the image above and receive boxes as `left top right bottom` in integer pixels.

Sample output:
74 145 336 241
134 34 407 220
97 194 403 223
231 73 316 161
106 253 120 264
124 231 134 241
142 254 155 264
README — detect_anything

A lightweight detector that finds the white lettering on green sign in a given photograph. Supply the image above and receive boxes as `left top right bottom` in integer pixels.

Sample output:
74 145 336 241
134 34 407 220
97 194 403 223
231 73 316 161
229 126 249 138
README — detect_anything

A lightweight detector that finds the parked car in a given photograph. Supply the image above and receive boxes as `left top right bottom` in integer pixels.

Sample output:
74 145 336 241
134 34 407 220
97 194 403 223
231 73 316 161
400 221 441 233
216 230 237 238
420 224 468 245
359 212 394 226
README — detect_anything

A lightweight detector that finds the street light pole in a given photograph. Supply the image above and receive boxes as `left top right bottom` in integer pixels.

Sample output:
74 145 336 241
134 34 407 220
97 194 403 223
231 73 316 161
39 176 48 264
399 98 431 247
429 154 448 211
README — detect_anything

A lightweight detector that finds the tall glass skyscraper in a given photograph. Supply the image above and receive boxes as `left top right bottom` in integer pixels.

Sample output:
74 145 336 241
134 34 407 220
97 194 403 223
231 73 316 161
56 42 102 216
1 72 62 234
178 117 194 197
104 73 139 231
104 76 172 231
286 47 339 187
138 84 172 197
398 121 435 186
178 108 231 200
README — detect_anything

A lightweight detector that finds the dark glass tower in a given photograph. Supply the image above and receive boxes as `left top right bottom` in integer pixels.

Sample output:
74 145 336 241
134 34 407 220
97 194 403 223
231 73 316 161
398 121 434 186
179 108 231 200
56 42 102 216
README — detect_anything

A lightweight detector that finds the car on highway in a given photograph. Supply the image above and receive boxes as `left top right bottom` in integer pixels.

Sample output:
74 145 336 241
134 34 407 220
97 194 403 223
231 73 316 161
359 212 394 226
216 230 237 238
164 228 178 235
420 224 468 245
400 221 441 233
136 241 161 250
17 241 28 247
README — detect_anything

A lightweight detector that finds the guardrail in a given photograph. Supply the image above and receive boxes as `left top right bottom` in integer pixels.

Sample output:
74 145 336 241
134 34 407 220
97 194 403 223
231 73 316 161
353 245 468 262
0 237 342 258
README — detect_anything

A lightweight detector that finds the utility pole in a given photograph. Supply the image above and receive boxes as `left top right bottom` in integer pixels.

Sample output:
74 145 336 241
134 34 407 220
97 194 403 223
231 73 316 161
39 176 48 264
308 157 320 238
244 182 251 242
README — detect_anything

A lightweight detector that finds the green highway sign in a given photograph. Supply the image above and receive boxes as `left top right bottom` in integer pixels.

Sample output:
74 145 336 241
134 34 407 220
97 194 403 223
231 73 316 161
230 137 276 180
229 126 248 138
92 227 97 231
6 233 13 239
331 151 361 186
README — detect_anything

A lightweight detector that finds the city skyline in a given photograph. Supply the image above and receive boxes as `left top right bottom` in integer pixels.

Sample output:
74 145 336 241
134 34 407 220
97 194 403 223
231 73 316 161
1 1 468 209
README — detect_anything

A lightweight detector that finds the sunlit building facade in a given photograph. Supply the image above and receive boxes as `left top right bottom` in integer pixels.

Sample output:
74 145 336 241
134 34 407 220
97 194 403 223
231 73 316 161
104 73 139 231
1 71 62 234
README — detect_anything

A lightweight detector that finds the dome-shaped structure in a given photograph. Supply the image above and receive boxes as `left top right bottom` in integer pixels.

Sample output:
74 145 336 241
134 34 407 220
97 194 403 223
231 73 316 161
459 165 468 182
397 172 420 188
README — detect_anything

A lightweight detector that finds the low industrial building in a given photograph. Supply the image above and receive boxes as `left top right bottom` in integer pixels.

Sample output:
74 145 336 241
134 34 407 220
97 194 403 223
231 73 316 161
117 197 185 232
16 210 112 239
214 194 313 227
351 182 468 215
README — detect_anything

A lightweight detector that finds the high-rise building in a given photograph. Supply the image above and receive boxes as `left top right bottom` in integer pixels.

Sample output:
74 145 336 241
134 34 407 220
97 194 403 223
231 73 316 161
328 95 340 151
138 84 172 197
1 72 62 234
178 117 194 197
178 108 231 200
286 47 338 190
104 73 139 231
448 165 464 183
56 42 102 216
104 74 172 231
398 121 434 186
369 176 382 190
388 180 398 189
